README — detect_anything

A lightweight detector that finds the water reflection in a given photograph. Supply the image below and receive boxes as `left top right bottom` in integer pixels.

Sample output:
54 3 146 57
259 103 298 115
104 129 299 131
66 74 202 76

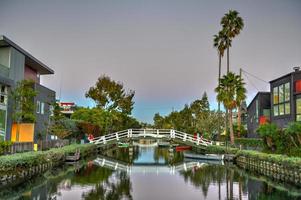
1 140 300 200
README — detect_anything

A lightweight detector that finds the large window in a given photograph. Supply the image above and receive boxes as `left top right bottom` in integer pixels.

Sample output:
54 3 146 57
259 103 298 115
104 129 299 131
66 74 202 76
273 82 290 116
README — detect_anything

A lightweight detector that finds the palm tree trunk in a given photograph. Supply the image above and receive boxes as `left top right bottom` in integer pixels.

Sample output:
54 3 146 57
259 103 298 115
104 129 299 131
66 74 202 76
229 109 235 144
227 44 229 73
237 105 241 137
218 54 221 137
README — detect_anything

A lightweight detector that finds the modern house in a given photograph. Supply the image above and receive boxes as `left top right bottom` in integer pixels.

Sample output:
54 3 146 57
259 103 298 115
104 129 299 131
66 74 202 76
247 67 301 137
0 35 55 142
247 92 271 137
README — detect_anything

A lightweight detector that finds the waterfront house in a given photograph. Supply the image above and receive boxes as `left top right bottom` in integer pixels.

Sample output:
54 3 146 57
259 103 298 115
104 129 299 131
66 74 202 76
0 35 55 142
247 67 301 137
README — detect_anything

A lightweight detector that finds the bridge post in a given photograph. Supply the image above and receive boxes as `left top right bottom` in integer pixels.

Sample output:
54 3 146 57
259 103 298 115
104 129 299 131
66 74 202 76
127 129 130 138
116 133 119 141
197 135 200 145
143 129 146 138
102 136 107 144
157 129 159 136
130 129 133 138
183 133 187 142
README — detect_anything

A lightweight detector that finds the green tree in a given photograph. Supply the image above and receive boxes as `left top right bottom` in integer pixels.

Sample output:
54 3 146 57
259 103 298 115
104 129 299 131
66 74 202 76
213 31 228 136
11 79 37 142
153 113 164 129
235 74 247 137
221 10 244 73
215 72 243 144
85 75 135 115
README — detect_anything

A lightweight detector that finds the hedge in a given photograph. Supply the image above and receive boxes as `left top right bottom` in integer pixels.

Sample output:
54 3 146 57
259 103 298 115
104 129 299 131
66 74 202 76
205 145 301 168
205 145 239 154
236 150 301 168
0 143 96 174
234 138 264 147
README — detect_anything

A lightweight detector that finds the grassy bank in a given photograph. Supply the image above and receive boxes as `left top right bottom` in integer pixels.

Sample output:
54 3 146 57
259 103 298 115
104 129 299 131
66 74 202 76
205 145 301 168
0 143 96 175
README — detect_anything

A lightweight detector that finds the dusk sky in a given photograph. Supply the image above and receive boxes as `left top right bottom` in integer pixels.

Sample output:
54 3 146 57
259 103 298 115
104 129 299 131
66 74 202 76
1 0 301 123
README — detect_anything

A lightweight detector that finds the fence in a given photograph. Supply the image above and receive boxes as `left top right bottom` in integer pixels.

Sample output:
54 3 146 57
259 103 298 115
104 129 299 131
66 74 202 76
38 139 69 151
1 139 70 155
5 142 33 154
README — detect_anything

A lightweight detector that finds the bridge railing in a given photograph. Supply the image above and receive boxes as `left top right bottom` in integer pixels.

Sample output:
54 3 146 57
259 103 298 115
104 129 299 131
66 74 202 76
91 129 213 146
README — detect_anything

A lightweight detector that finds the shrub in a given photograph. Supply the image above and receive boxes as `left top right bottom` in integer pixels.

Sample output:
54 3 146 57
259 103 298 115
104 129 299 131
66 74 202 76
285 122 301 146
0 143 96 175
0 141 13 156
257 123 278 151
234 138 264 148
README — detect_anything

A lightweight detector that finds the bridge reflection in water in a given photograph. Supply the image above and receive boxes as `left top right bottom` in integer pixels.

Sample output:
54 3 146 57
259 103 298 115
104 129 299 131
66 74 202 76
94 139 223 175
94 155 223 174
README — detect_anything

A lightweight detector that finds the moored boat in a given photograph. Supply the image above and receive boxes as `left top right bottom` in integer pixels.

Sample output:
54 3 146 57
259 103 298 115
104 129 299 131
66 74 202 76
184 152 224 161
175 146 192 151
118 142 129 148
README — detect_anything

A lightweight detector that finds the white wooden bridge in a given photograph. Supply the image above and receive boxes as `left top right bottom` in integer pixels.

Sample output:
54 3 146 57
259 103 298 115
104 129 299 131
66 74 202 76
93 155 211 174
90 129 213 147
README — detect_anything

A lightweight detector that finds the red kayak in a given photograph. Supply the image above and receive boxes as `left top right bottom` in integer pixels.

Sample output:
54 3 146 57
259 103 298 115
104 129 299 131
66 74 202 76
176 146 192 152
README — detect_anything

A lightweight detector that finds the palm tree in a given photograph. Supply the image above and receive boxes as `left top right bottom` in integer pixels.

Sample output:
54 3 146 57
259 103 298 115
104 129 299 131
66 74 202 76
213 30 228 105
215 72 243 144
221 10 244 73
235 75 246 137
213 30 228 136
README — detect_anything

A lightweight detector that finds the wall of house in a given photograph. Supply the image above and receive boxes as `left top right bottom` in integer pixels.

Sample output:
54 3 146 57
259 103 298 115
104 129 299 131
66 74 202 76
34 83 55 142
9 47 25 83
24 65 39 83
247 98 258 138
247 93 271 138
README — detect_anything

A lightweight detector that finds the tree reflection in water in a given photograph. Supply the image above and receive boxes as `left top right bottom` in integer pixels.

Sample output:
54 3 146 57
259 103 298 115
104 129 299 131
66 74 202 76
82 171 132 200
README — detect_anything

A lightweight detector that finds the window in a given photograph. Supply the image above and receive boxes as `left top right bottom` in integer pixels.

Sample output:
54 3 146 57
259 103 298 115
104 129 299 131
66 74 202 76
49 105 54 116
41 102 45 114
273 82 290 116
0 85 7 106
255 100 259 123
36 101 40 113
297 98 301 121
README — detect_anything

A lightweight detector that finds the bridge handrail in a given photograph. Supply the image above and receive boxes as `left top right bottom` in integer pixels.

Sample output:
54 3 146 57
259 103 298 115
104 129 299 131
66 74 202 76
91 129 213 146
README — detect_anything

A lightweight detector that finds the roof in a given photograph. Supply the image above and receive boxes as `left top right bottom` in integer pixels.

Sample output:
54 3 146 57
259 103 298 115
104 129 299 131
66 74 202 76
269 70 301 83
0 35 54 75
247 91 270 110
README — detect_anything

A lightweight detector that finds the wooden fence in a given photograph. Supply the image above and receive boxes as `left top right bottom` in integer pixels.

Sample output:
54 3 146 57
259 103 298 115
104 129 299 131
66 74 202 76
236 155 301 185
1 139 69 155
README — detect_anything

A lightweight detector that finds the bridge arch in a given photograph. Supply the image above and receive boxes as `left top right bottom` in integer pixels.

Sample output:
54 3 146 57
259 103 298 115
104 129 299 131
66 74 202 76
90 129 213 147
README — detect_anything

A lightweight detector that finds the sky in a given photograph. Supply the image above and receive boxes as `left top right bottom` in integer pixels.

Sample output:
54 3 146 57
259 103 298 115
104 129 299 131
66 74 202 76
0 0 301 123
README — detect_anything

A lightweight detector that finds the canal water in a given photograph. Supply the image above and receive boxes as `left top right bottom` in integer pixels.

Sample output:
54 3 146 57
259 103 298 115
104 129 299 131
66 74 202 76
1 140 301 200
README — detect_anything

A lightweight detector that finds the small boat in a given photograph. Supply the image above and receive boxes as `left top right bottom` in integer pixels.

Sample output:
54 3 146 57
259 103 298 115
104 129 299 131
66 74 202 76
158 142 170 147
184 152 224 161
65 149 80 162
175 146 192 151
118 142 129 148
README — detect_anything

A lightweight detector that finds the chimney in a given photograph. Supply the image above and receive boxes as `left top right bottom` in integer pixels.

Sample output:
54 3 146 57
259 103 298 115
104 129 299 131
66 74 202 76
293 66 300 72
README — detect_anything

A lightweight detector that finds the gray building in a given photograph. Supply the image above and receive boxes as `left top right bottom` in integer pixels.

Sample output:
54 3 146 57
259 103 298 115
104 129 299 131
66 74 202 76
247 67 301 137
0 35 55 142
247 92 271 137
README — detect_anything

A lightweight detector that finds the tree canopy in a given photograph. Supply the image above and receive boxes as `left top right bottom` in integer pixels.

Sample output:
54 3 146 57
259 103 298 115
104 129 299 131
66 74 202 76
85 75 135 115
